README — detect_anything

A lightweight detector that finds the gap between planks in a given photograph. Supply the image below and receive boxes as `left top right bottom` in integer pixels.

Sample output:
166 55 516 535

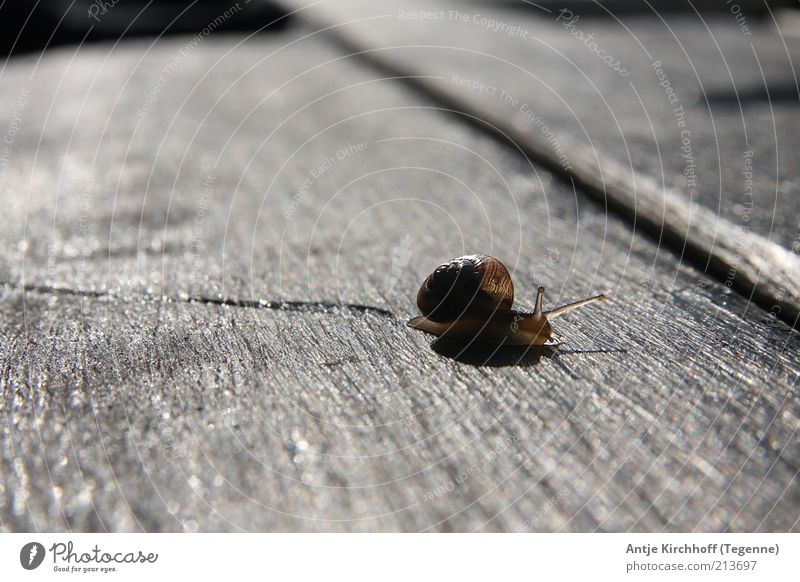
3 282 395 318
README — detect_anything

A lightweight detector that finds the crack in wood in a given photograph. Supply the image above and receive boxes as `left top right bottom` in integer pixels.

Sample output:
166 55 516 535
2 282 396 318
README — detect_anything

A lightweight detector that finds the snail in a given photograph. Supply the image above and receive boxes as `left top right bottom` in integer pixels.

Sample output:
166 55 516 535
407 254 606 346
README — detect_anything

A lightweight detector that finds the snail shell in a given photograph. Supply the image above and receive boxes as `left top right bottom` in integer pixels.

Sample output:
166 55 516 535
408 254 606 346
416 254 513 323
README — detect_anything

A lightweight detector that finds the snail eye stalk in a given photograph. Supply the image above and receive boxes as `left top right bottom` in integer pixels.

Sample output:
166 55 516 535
533 286 545 316
545 294 607 319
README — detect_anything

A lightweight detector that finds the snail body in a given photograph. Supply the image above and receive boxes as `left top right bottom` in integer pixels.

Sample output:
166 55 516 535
408 254 606 346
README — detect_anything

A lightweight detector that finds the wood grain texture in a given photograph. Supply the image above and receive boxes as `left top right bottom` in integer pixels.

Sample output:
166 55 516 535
1 31 799 532
276 0 800 326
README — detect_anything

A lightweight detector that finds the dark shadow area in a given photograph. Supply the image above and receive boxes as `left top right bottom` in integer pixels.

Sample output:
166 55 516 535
0 0 290 58
431 337 628 366
701 85 800 106
476 0 795 17
431 337 556 366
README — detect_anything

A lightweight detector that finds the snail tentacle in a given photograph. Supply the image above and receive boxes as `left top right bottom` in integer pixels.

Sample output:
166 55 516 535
544 294 607 319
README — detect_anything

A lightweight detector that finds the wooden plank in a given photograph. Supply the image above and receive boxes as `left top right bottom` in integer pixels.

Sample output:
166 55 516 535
1 32 799 532
275 0 800 326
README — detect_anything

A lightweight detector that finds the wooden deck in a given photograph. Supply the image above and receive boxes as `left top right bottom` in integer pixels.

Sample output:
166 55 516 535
1 1 799 532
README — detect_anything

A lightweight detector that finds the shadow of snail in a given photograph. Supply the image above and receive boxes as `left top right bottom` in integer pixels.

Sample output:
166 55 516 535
429 337 555 367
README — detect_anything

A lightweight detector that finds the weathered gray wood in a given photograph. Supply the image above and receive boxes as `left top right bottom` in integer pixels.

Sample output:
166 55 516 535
276 0 800 326
1 32 799 532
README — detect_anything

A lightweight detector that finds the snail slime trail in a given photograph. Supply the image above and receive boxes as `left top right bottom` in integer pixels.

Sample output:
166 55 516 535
408 254 606 346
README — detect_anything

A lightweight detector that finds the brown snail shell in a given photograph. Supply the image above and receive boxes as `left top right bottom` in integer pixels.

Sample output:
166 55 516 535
408 254 606 346
416 254 513 323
